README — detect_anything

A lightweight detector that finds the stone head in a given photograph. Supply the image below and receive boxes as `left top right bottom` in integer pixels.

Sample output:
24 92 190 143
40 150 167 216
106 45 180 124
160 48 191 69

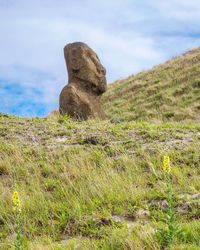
64 42 107 95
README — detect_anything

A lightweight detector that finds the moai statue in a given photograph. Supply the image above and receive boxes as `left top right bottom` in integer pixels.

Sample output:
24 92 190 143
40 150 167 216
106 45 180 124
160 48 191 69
59 42 107 120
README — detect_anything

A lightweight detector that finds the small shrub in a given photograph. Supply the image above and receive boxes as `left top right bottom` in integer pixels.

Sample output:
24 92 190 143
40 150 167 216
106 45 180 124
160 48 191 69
156 156 180 248
12 190 23 250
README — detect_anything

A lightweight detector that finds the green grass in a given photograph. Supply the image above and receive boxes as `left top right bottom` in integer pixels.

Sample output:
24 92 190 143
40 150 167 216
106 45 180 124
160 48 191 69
0 113 199 249
103 47 200 122
1 47 200 249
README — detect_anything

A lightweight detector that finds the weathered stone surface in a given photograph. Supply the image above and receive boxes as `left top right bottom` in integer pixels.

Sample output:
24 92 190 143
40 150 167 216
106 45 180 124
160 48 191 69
59 42 107 119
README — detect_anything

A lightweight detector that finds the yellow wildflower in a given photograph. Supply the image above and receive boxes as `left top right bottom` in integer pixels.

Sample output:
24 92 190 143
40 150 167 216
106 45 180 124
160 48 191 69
12 191 21 213
163 155 171 174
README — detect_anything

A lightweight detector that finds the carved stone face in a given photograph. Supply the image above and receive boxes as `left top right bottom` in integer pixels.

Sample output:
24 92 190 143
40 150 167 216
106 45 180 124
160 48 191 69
64 42 107 95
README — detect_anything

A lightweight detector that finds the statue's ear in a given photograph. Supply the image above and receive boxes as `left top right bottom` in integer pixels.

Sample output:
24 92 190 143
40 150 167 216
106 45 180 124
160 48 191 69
69 48 80 71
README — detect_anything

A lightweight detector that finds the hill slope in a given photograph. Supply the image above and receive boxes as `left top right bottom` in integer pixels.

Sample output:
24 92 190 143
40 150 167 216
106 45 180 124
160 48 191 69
0 47 200 249
1 115 200 249
103 47 200 122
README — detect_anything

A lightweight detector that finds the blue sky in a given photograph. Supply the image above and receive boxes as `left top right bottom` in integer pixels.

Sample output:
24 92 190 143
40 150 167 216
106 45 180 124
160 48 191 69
1 0 200 117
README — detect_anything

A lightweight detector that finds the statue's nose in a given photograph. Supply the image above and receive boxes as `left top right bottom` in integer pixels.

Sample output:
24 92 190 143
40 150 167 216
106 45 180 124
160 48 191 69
99 65 106 75
100 66 106 75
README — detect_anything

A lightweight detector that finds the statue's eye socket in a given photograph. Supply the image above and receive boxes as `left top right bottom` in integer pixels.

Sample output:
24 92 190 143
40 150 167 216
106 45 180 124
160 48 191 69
90 56 98 67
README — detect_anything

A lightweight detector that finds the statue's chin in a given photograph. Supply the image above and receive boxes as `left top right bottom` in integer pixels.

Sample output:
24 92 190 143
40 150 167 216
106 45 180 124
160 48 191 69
92 84 106 95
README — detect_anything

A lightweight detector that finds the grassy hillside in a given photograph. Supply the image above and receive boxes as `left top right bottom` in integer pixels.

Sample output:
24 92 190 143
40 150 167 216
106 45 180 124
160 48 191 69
0 114 200 249
103 47 200 122
0 48 200 249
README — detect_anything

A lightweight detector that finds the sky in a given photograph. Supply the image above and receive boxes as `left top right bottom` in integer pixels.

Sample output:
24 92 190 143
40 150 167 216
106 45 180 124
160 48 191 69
1 0 200 117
